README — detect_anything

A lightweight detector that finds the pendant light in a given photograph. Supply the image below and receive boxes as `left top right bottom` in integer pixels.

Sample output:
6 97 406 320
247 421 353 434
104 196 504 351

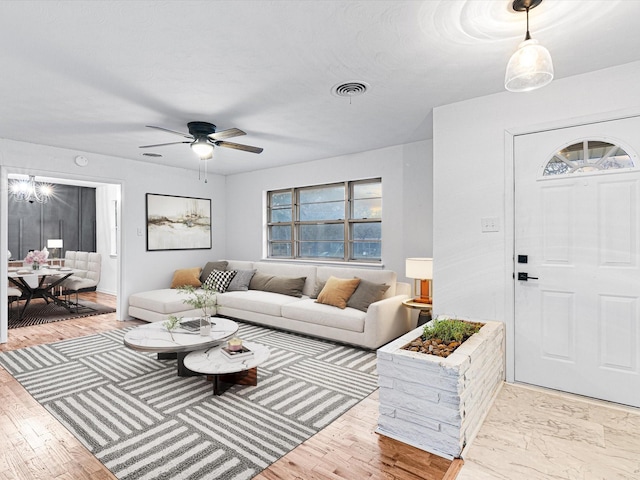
505 0 553 93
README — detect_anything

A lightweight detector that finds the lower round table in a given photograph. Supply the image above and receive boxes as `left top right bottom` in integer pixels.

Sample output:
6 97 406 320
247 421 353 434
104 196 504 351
183 341 270 395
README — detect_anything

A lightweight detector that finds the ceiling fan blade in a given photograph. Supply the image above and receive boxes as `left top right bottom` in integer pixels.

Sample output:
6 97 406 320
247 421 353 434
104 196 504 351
215 140 263 154
208 128 246 141
139 141 191 148
146 125 193 139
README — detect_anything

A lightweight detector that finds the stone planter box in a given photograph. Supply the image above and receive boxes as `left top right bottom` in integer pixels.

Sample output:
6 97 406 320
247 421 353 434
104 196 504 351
376 318 504 459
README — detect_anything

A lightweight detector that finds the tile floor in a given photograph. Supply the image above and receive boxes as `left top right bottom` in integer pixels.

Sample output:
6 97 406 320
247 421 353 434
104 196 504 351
456 383 640 480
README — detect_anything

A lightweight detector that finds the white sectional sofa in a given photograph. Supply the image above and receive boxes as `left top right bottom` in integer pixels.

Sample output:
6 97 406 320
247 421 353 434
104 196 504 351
128 260 414 349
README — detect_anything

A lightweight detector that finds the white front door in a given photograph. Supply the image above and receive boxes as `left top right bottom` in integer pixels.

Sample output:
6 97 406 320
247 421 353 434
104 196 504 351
514 116 640 407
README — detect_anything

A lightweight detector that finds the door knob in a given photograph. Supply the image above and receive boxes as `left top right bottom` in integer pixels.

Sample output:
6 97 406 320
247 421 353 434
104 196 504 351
517 272 538 281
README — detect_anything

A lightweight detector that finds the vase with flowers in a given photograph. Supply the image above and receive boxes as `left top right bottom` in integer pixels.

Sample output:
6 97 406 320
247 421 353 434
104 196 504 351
24 248 49 270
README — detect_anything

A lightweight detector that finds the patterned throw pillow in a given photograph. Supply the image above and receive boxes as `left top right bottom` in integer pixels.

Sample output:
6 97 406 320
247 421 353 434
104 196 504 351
204 269 237 293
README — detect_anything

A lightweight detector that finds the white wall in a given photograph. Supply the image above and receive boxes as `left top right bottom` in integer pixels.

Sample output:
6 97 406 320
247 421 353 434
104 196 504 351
95 184 119 295
225 140 433 281
433 60 640 376
1 139 227 340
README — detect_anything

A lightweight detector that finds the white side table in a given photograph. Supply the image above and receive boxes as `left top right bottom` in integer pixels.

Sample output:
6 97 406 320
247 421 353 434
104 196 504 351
402 299 433 327
184 341 270 395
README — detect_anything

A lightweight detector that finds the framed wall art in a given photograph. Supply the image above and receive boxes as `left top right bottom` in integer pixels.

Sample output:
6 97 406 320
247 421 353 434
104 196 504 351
146 193 212 251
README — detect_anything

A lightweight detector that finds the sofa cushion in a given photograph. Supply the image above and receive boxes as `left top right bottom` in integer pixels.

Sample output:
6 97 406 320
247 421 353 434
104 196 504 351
347 279 390 312
129 288 194 315
204 269 237 293
226 269 256 291
217 290 300 317
316 276 361 309
170 267 202 288
249 272 307 297
200 261 229 283
282 299 365 333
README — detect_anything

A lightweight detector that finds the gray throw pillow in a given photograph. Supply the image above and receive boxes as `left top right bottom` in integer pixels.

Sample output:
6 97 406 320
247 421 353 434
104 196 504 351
346 279 390 312
249 272 307 297
310 280 326 299
200 261 228 283
226 269 256 291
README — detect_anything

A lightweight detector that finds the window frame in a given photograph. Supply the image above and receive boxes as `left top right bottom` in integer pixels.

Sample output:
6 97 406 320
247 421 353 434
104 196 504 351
267 178 382 263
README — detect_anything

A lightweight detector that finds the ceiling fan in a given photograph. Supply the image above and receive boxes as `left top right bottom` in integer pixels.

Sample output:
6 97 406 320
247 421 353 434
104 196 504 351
139 121 263 158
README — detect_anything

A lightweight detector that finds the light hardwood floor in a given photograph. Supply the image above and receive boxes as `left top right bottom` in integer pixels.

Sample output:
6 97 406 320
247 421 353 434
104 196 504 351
1 292 461 480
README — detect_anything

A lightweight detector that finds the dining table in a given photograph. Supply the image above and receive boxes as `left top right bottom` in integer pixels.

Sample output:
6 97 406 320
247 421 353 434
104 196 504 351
7 266 85 320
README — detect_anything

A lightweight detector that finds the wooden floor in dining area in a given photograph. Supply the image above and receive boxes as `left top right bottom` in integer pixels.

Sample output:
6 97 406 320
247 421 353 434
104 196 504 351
0 292 462 480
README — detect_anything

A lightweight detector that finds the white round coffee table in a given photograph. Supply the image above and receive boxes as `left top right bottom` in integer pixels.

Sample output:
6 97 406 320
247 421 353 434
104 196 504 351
123 317 238 376
183 341 270 395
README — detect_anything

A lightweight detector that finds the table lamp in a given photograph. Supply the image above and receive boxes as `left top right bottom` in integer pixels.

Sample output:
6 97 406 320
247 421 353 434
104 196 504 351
406 257 433 304
47 239 63 260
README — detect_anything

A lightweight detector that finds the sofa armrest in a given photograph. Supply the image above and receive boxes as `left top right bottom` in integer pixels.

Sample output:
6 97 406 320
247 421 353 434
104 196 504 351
395 281 410 297
362 293 412 349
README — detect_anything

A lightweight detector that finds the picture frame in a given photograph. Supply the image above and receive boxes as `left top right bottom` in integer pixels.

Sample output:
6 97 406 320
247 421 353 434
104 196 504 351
146 193 212 251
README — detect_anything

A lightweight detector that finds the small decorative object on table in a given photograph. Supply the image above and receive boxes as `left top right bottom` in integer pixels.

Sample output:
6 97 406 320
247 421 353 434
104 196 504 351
199 316 212 336
227 336 243 351
221 343 253 361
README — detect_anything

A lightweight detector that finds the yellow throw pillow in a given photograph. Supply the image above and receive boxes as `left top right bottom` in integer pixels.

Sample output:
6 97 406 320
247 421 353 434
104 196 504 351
170 267 202 289
316 276 361 309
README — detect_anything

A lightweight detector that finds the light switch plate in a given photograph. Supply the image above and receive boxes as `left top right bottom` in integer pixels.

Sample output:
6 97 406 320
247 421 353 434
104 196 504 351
481 217 500 232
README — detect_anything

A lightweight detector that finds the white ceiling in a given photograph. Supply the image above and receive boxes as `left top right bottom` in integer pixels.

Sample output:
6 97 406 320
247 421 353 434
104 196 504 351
1 0 639 176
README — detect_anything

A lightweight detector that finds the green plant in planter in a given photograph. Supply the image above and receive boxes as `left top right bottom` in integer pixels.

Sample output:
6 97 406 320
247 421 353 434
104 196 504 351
422 317 482 344
177 284 217 319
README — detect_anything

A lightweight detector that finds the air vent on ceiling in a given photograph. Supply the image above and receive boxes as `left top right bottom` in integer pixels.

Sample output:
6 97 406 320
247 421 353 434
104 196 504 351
331 81 370 98
142 153 163 157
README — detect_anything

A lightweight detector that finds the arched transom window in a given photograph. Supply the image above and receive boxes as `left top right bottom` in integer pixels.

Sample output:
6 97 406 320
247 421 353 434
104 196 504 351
543 140 636 176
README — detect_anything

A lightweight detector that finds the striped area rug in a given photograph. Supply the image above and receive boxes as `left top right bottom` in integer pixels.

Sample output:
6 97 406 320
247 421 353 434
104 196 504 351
0 322 378 479
8 299 116 329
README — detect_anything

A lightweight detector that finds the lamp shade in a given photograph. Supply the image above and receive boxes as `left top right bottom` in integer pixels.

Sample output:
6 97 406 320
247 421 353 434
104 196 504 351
47 239 63 249
505 38 553 92
190 138 214 158
405 257 433 279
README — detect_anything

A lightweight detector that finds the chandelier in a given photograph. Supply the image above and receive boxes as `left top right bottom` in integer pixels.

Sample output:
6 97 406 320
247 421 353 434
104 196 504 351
10 175 54 204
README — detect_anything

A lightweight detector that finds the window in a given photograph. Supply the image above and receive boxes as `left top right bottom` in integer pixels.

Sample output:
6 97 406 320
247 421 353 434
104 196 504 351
543 140 636 177
267 179 382 262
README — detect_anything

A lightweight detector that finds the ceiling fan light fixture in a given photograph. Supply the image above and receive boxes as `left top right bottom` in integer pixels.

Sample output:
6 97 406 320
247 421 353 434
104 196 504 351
505 0 554 93
190 137 214 158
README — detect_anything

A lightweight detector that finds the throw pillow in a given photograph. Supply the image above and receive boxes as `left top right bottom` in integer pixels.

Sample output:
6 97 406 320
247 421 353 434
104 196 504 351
170 267 202 289
310 280 326 299
346 279 390 312
200 261 229 283
204 269 237 293
316 276 361 309
249 272 272 291
226 269 256 291
249 272 307 297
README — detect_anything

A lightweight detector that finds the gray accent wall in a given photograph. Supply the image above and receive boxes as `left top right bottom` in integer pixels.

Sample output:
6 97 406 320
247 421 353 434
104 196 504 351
8 184 96 260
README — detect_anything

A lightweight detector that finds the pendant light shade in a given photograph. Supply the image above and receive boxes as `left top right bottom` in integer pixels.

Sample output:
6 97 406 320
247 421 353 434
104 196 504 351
505 38 553 92
505 0 553 93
